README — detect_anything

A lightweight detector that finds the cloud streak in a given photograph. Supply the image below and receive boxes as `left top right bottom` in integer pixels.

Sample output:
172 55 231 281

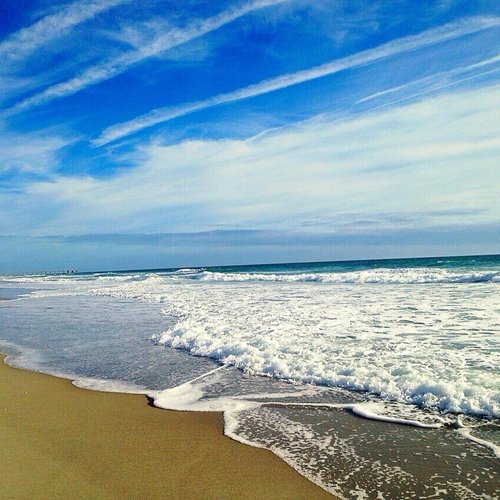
18 83 499 238
42 222 500 248
94 15 500 145
5 0 288 115
357 53 500 103
356 67 500 117
0 0 130 63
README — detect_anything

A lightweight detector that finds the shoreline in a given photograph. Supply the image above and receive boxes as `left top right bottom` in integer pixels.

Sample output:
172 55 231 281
0 354 333 499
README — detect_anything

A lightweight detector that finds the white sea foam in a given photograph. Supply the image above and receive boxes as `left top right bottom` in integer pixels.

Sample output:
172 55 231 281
3 266 499 286
89 275 499 419
190 268 499 284
257 400 446 428
151 372 485 497
6 268 499 420
457 428 500 459
1 341 148 396
72 377 148 394
174 268 204 274
455 419 500 459
152 366 446 429
348 402 445 428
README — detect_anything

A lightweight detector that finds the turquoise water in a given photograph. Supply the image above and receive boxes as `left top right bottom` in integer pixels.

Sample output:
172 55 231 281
205 254 500 274
80 253 500 278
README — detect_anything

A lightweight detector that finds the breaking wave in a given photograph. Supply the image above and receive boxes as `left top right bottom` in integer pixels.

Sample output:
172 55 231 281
188 268 499 284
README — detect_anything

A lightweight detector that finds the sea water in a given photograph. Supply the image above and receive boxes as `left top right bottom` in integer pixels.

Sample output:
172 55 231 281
1 255 499 498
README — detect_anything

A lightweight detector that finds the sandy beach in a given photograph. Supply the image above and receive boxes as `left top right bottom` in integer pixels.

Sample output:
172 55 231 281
0 355 331 499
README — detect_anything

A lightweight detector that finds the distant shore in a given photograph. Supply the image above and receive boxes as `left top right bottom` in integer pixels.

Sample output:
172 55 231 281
0 355 332 499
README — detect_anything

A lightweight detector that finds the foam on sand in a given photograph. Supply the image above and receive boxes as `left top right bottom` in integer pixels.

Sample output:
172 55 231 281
455 419 500 459
150 365 499 497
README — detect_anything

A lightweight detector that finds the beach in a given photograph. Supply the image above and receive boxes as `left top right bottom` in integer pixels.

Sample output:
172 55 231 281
0 355 331 499
1 257 498 498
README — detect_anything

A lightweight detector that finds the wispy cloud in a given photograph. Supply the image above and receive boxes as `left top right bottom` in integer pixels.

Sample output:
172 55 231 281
354 67 500 119
16 83 499 237
357 53 500 103
0 0 130 63
93 15 500 145
0 126 71 175
3 82 499 269
5 0 289 116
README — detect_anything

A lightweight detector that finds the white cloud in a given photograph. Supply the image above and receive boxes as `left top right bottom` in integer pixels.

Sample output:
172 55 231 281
5 0 289 115
357 53 500 103
94 15 500 145
0 0 131 63
18 84 500 236
0 126 71 175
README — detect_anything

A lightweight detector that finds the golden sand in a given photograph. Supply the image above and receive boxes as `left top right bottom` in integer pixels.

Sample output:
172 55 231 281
0 356 332 499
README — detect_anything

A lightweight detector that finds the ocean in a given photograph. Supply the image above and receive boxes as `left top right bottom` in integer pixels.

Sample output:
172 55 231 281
1 254 499 498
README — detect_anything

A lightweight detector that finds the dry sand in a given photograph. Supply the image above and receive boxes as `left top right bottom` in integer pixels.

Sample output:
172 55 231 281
0 355 332 499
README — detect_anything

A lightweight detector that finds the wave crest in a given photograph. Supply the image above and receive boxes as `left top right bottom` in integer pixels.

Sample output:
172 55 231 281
189 268 499 284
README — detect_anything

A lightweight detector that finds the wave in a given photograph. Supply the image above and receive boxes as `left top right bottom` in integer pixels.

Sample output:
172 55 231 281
138 277 499 420
8 265 499 420
4 265 498 287
154 322 499 419
188 268 499 284
84 267 500 419
173 268 205 274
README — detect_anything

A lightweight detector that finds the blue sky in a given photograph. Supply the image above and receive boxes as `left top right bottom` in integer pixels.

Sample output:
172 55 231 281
0 0 499 272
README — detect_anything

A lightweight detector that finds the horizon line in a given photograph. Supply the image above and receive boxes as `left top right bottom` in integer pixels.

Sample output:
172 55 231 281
4 252 498 276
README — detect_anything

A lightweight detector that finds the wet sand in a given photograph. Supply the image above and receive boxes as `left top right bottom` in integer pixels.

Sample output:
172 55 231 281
0 355 332 499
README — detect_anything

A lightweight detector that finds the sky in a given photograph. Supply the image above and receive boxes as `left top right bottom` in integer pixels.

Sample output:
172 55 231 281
0 0 499 272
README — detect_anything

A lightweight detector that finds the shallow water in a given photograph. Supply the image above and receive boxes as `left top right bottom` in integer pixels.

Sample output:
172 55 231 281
1 255 499 498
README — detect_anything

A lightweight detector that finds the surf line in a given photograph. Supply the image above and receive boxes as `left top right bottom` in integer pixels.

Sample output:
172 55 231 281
455 419 500 460
263 401 500 459
264 401 445 429
150 364 500 460
180 364 228 385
